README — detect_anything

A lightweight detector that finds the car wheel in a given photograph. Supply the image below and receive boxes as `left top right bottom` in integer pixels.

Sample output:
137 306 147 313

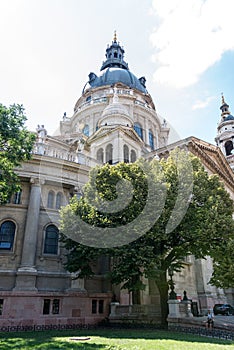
226 311 230 316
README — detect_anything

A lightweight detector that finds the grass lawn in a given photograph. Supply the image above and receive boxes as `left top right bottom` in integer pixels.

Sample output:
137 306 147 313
0 328 233 350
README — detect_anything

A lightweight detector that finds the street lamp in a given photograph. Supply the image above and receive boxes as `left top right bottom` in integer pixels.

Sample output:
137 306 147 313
168 267 177 300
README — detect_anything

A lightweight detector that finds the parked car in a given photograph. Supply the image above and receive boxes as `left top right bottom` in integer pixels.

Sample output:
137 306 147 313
213 304 234 316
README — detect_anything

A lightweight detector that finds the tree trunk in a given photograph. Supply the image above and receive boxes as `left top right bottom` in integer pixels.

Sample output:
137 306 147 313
132 290 141 304
156 272 169 326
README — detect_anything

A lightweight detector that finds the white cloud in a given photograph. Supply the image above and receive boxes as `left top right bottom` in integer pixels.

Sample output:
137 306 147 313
192 95 216 110
150 0 234 88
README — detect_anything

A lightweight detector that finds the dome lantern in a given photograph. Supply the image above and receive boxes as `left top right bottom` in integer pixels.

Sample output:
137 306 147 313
220 93 234 121
83 33 148 94
100 32 129 71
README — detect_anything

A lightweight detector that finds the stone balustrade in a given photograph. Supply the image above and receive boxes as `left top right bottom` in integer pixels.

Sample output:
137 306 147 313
33 143 101 167
135 99 152 109
109 303 161 324
74 88 136 113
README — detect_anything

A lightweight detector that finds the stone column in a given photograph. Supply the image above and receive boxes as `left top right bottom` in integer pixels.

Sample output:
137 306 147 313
14 177 44 291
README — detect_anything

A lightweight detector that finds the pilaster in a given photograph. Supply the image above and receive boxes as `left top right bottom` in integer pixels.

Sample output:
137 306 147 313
14 177 44 291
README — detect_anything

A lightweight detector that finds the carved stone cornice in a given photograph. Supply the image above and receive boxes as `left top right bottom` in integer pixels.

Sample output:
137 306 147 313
155 136 234 193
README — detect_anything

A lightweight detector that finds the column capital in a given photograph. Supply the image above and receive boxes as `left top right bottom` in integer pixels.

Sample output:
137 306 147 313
30 177 45 186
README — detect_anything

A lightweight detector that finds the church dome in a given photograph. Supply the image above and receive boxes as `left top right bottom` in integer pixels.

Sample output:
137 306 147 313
83 33 148 94
88 67 147 94
223 114 234 122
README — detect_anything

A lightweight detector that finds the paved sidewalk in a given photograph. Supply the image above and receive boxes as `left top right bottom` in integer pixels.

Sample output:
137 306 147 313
169 316 234 340
208 315 234 331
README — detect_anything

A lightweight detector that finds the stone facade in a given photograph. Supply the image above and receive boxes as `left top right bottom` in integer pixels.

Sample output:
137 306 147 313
0 34 233 328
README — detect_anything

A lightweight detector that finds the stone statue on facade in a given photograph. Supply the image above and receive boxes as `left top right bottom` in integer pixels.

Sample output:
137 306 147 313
36 125 47 143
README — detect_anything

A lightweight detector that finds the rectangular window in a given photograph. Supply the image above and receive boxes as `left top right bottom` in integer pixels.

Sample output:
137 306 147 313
0 299 3 315
92 300 97 314
43 299 50 315
43 298 60 315
98 300 104 314
92 300 104 314
52 299 60 314
13 190 22 204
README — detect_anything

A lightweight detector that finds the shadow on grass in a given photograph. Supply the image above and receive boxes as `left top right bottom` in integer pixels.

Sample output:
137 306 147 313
64 328 233 344
0 335 106 350
0 328 233 349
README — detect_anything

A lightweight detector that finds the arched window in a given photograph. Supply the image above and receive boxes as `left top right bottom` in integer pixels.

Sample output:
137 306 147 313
55 192 63 209
130 150 137 163
123 145 129 163
47 191 55 208
97 148 104 163
0 221 16 250
83 124 89 137
44 225 59 255
134 123 143 140
106 144 113 164
225 140 234 156
149 130 154 150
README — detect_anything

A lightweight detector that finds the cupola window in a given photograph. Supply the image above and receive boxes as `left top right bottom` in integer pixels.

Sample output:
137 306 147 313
123 145 129 163
130 150 137 163
225 140 234 156
106 144 113 164
149 130 154 150
134 123 143 140
97 148 104 163
83 124 89 137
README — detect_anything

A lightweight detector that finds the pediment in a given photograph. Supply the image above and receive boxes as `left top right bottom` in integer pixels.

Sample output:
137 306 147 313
189 137 234 191
87 125 143 145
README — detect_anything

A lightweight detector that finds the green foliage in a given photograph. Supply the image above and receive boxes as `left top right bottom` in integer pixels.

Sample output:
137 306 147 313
0 103 35 205
210 238 234 288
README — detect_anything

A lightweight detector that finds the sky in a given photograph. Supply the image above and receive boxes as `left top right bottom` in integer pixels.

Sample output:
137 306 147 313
0 0 234 145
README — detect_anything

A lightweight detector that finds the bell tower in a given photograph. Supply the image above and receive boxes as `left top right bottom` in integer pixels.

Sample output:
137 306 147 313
215 94 234 170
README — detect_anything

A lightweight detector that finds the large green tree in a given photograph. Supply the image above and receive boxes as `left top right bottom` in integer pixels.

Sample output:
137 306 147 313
60 149 234 324
209 238 234 288
0 104 35 205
